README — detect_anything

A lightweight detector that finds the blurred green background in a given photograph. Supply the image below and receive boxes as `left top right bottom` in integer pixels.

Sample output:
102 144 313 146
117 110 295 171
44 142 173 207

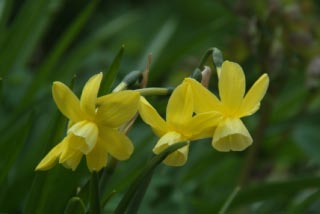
1 0 320 213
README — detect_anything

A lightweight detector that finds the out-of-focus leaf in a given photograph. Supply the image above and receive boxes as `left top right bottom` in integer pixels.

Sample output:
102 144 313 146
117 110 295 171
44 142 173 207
23 111 65 214
56 12 139 80
271 78 308 122
229 177 320 209
137 18 177 70
19 0 98 116
288 190 320 213
0 0 14 47
0 113 32 184
218 186 241 214
0 0 62 76
64 197 86 214
292 113 320 163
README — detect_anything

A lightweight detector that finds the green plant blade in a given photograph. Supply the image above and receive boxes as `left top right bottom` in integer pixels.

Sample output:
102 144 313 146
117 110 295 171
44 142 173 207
64 197 86 214
0 0 14 47
55 12 138 81
126 172 152 214
0 0 62 76
20 0 98 111
0 113 33 184
137 18 177 70
89 172 101 214
229 177 320 209
99 45 125 95
114 142 188 214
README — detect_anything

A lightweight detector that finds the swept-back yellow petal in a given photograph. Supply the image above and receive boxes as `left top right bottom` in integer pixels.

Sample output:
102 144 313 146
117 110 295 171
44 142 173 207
184 78 222 113
99 127 134 160
52 82 84 122
35 143 63 171
80 73 102 118
212 118 252 152
96 91 140 128
153 132 183 154
86 138 109 172
61 151 83 171
166 82 193 127
238 74 269 117
153 132 189 166
184 111 222 140
163 144 189 167
219 61 245 115
68 121 98 154
138 96 168 136
59 135 81 162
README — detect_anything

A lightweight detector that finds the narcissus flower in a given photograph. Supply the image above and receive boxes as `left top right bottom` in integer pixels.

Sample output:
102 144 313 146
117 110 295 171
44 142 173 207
36 73 140 172
138 81 221 166
185 61 269 152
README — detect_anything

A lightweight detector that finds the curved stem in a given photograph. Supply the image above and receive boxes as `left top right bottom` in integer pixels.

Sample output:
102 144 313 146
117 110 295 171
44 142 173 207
99 157 118 197
135 87 172 96
114 142 188 214
89 172 101 214
218 186 241 214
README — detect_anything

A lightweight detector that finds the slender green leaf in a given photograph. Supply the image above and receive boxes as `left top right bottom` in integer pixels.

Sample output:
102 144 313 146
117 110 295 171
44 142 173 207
24 172 48 214
218 186 241 214
289 190 320 213
0 113 33 184
126 173 152 214
64 197 86 214
99 45 125 95
102 190 117 208
0 0 14 47
114 142 188 214
137 18 177 69
23 111 65 214
0 0 62 76
55 12 138 81
20 0 98 111
89 172 101 214
230 177 320 209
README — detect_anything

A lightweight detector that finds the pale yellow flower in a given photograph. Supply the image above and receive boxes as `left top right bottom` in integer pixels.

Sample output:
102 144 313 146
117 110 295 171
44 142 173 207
138 81 221 166
185 61 269 152
36 73 140 172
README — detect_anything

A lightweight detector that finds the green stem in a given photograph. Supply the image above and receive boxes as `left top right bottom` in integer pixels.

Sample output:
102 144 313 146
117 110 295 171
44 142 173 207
198 47 223 69
218 186 241 214
135 87 173 96
114 142 188 214
113 82 128 92
126 172 152 213
89 172 101 214
113 70 143 92
100 156 118 197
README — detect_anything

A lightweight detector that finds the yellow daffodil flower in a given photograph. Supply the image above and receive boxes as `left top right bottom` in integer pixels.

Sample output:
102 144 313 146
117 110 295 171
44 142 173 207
36 73 140 172
185 61 269 152
138 81 221 166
